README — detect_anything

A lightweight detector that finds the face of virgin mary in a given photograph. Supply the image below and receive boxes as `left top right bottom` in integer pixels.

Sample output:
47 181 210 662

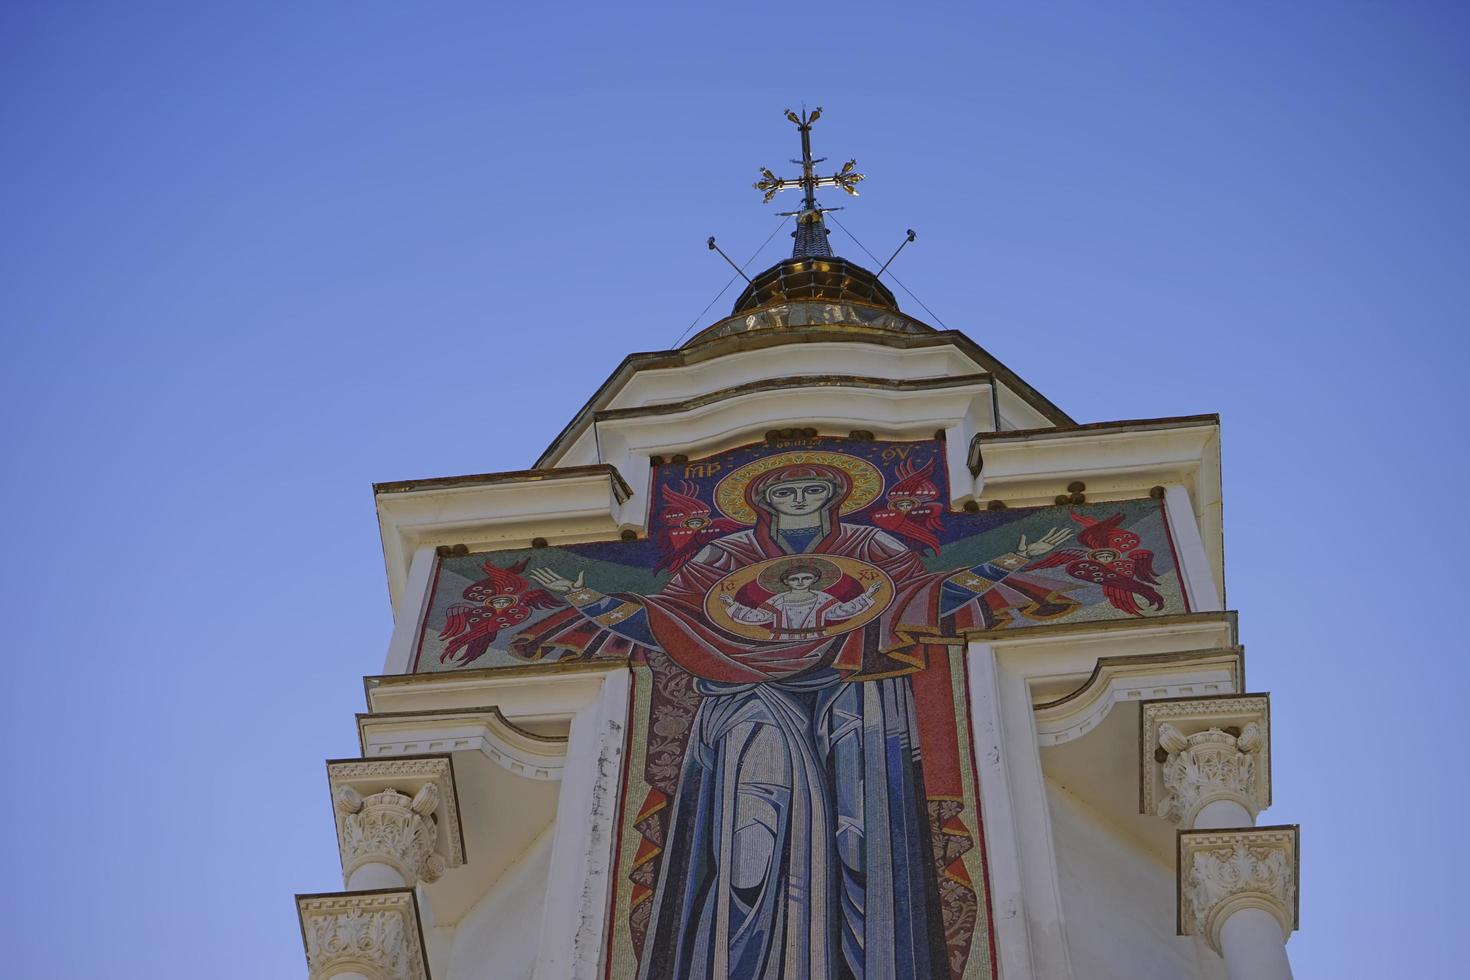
763 479 835 517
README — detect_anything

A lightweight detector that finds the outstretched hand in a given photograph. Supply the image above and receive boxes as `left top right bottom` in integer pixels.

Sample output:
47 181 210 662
528 567 586 594
1017 527 1072 558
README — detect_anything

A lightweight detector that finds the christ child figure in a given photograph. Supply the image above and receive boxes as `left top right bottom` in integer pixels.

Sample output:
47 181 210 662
718 560 882 641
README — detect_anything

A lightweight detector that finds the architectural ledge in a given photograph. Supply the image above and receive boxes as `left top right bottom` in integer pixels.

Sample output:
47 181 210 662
356 705 569 781
1141 694 1271 825
374 464 633 611
328 755 466 884
1004 611 1242 748
1178 825 1299 953
296 888 429 980
973 414 1218 499
583 377 1002 532
973 415 1224 612
535 326 1074 470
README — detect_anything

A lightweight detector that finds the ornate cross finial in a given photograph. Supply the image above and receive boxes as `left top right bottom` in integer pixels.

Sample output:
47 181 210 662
753 107 864 257
754 107 865 210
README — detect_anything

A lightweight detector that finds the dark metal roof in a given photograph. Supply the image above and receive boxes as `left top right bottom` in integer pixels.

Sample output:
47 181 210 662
731 256 898 314
792 213 834 258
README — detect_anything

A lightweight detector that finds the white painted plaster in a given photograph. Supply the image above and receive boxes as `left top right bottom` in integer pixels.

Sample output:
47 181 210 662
599 343 980 411
347 357 1242 979
978 641 1077 980
1047 781 1227 980
532 668 629 980
966 643 1038 979
376 472 630 608
589 377 997 516
443 828 555 980
384 544 438 672
545 338 1059 471
358 711 566 781
1163 485 1224 612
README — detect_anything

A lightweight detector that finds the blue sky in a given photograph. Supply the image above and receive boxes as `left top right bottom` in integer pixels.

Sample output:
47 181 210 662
2 3 1466 976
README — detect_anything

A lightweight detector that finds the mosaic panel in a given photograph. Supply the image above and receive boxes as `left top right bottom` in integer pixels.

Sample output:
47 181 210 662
411 437 1188 978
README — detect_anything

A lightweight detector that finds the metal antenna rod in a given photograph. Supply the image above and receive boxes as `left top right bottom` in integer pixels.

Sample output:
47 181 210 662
707 236 753 283
876 229 917 278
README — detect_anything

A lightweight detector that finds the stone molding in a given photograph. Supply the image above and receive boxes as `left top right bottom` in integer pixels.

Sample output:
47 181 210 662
1141 694 1270 824
1032 643 1244 748
296 888 429 980
535 329 1069 471
1177 825 1299 953
328 755 464 884
356 707 567 781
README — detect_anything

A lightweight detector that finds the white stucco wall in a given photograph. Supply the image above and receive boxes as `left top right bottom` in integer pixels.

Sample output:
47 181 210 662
1046 780 1228 980
440 829 554 980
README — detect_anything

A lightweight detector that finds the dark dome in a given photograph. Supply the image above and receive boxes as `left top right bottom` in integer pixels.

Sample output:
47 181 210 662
731 257 899 315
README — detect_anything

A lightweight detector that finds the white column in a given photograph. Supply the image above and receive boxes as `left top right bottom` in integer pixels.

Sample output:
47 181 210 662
346 860 405 891
1143 696 1297 977
298 758 460 977
1178 826 1298 980
1194 798 1254 830
1218 907 1294 980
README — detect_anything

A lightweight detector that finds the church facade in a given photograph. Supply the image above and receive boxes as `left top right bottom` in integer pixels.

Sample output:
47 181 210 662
293 111 1299 980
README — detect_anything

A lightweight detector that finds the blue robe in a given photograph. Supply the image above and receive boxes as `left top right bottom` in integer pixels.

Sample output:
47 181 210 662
636 667 950 979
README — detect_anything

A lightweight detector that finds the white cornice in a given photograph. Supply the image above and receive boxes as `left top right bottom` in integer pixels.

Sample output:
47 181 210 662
973 415 1219 506
373 375 1003 611
374 467 631 611
537 331 1067 469
987 612 1245 748
371 412 1225 624
589 374 999 528
357 708 568 782
974 415 1223 606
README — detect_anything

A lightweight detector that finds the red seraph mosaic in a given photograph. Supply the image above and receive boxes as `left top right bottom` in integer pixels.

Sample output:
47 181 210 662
411 437 1190 979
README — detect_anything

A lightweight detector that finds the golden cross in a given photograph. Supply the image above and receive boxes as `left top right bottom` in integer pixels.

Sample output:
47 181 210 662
753 107 865 212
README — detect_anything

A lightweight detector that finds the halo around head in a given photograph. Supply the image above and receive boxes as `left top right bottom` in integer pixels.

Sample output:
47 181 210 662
756 556 844 593
714 450 885 525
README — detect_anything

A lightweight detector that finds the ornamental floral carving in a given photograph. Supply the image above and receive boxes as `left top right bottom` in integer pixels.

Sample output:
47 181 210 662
297 890 427 980
1178 826 1298 953
337 784 445 885
1140 694 1270 824
1158 722 1261 825
328 755 464 883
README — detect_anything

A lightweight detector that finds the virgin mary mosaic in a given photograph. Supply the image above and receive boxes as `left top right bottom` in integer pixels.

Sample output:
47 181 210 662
411 437 1190 979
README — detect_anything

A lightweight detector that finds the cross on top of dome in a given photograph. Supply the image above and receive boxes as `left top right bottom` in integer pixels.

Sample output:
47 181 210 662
753 107 865 257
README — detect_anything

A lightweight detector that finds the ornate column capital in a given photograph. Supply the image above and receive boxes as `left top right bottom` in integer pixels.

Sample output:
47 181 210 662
1177 825 1299 954
329 755 465 886
296 888 429 980
1140 694 1270 826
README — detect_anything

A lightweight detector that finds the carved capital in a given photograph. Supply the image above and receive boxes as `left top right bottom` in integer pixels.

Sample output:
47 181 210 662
296 888 428 980
1177 825 1299 954
328 755 464 886
1141 694 1270 825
